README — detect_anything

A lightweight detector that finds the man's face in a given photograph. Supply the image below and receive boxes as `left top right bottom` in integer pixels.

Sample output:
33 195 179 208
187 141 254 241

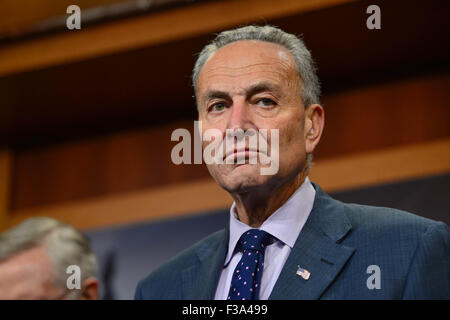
197 40 311 194
0 246 67 299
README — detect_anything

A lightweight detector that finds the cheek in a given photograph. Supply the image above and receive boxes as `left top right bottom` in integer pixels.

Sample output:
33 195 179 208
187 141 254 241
274 114 305 150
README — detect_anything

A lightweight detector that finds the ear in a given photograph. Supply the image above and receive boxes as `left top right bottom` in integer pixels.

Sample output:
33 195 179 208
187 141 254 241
80 277 99 300
304 104 325 154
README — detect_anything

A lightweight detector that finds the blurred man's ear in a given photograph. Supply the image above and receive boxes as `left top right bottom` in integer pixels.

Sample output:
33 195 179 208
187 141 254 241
80 277 99 300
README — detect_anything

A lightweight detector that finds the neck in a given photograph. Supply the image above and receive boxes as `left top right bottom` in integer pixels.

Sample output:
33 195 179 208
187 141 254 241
232 171 307 228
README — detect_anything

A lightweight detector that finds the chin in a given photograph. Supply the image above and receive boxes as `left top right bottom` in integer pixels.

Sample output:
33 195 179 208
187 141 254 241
215 164 269 193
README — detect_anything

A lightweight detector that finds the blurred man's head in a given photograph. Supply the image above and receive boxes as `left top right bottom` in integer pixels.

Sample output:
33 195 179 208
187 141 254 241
193 26 324 201
0 217 98 299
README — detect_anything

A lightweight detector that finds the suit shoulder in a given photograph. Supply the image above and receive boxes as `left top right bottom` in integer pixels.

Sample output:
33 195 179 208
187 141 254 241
135 228 227 299
342 201 448 240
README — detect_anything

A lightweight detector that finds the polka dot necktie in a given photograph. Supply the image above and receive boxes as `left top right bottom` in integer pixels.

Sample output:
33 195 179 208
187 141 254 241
227 229 273 300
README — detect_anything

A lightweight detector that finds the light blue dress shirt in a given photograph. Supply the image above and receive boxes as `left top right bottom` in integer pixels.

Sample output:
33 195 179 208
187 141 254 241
214 176 316 300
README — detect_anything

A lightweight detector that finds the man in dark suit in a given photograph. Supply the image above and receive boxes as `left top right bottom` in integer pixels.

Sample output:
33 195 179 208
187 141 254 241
135 25 449 300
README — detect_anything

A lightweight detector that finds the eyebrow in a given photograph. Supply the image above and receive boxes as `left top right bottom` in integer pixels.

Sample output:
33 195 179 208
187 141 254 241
245 81 282 97
204 90 231 102
202 81 281 103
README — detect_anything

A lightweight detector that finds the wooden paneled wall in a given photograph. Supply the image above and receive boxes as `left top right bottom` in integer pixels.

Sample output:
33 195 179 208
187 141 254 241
317 71 450 157
1 0 449 231
6 138 450 231
9 70 450 211
0 0 134 39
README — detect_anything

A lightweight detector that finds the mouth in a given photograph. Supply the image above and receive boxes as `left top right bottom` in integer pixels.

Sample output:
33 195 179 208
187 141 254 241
223 148 260 162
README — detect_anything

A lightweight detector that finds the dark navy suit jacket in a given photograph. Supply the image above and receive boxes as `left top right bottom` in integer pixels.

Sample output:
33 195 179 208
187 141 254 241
135 183 450 299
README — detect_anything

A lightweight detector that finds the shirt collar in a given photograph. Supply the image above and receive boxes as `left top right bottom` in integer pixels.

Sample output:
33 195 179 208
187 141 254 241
224 176 316 266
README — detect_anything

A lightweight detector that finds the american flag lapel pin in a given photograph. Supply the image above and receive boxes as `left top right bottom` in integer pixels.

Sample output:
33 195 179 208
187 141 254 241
296 265 311 280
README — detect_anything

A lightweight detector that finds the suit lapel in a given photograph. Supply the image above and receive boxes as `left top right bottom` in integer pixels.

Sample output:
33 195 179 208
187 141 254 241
180 184 354 300
269 184 355 300
181 228 229 299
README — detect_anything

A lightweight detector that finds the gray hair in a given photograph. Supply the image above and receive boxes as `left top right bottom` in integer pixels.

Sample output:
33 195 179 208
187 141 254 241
192 25 319 174
0 217 98 293
192 25 321 107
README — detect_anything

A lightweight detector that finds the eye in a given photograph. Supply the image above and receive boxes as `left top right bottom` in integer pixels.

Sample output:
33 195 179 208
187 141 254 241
208 102 227 113
256 98 276 108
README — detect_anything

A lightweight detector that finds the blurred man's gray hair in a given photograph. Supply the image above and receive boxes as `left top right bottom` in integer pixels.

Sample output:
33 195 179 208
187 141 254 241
0 217 98 290
192 25 321 108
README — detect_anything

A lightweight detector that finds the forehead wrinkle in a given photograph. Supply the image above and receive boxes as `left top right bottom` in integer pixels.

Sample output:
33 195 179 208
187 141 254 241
205 39 295 67
198 42 300 102
204 79 282 102
202 69 294 99
201 45 295 76
204 70 290 84
203 57 294 76
201 63 294 89
206 58 289 70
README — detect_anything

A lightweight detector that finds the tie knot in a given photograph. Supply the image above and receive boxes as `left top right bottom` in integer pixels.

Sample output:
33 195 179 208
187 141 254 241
239 229 272 252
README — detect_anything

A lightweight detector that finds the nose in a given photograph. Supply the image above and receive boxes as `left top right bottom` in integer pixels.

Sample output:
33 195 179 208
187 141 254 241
223 98 258 155
226 97 253 131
